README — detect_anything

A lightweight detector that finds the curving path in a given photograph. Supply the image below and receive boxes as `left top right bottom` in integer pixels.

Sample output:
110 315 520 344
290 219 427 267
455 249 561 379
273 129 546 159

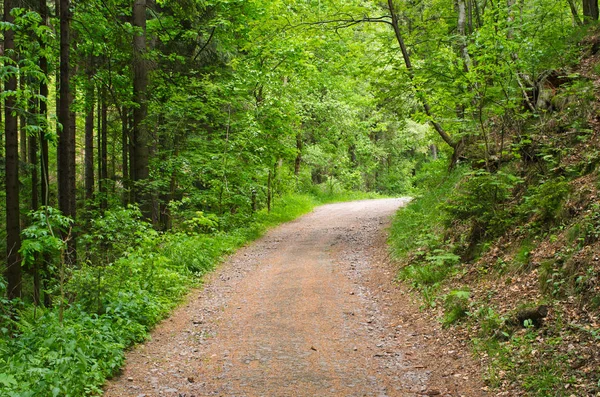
104 198 486 397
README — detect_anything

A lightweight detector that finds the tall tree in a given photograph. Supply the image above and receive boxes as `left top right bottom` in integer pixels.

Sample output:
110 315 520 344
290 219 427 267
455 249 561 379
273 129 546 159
58 0 75 260
4 0 22 300
386 0 463 164
132 0 150 217
84 59 95 202
583 0 599 22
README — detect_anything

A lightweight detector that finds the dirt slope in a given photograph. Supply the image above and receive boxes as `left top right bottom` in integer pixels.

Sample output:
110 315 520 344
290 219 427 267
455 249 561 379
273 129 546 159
104 199 487 397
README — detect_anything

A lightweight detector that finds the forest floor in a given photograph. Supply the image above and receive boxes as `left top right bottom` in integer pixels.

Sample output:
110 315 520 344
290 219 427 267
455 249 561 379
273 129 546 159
103 198 488 397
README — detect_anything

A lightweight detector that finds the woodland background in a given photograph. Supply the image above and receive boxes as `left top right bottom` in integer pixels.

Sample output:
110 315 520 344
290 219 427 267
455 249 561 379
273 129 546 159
1 0 599 395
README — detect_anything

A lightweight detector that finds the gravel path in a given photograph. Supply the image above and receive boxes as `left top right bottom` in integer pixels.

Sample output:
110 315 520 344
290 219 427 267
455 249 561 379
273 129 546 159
104 198 487 397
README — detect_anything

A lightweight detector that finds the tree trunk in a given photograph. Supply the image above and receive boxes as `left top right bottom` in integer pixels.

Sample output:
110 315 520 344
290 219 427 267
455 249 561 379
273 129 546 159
132 0 150 217
267 168 272 213
58 0 76 265
19 78 27 164
4 0 22 300
84 64 95 201
121 108 130 205
387 0 461 165
294 133 303 176
58 0 74 218
40 0 51 307
568 0 583 25
457 0 473 71
29 123 39 305
100 93 108 209
583 0 599 22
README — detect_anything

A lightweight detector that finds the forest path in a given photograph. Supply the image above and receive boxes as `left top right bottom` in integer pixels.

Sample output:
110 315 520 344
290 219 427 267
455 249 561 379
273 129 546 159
104 198 486 397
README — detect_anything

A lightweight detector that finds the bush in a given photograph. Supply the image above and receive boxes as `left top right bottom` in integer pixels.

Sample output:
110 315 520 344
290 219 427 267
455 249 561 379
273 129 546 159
443 169 523 239
517 177 570 227
442 289 470 327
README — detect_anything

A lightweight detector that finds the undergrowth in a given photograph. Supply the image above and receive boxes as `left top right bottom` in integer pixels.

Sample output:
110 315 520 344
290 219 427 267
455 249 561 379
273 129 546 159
390 161 466 305
389 154 600 395
0 191 374 396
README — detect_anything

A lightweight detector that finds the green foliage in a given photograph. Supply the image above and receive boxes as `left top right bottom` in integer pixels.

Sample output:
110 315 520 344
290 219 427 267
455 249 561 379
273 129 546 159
0 308 139 396
518 178 571 227
79 206 156 265
400 249 461 289
474 323 572 395
20 207 73 268
389 161 465 259
443 169 523 239
442 289 470 327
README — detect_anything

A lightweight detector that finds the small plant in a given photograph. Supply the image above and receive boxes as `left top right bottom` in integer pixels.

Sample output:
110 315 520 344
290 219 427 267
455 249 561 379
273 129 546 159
442 289 470 327
183 211 220 234
20 206 73 267
518 177 570 227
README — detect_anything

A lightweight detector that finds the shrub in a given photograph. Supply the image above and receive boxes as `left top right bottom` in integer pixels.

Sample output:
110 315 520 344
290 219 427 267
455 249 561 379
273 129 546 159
443 169 523 239
442 289 471 327
518 177 570 227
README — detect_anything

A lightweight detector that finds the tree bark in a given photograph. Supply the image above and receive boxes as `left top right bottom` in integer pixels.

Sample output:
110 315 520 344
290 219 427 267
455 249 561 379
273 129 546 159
19 78 27 164
58 0 74 219
40 0 51 307
294 133 303 176
121 107 130 205
132 0 150 217
4 0 22 300
568 0 583 25
58 0 76 266
100 93 108 209
84 63 95 201
457 0 473 71
583 0 599 22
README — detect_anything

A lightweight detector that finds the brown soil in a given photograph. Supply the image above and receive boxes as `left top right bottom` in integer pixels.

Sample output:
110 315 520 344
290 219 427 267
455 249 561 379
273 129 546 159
103 199 487 397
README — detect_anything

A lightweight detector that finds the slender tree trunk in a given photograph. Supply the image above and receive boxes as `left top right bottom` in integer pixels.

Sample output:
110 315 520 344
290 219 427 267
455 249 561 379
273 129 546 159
100 93 108 209
473 0 483 27
567 0 583 25
40 0 51 307
58 0 75 264
4 0 22 300
84 65 95 201
58 0 74 217
19 78 27 164
121 108 130 205
387 0 459 162
29 119 40 305
267 168 272 213
457 0 473 71
132 0 150 217
294 133 303 176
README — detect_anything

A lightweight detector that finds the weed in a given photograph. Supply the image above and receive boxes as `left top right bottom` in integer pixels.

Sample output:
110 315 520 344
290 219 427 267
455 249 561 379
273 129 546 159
442 289 470 327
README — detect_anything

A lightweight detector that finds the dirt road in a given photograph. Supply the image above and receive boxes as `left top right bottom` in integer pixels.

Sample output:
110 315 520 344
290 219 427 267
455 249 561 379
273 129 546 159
104 199 486 397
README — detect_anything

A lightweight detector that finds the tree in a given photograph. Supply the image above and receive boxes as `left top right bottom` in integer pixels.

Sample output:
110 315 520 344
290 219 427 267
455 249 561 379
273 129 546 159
583 0 599 22
58 0 75 219
132 0 150 218
57 0 76 264
4 0 22 300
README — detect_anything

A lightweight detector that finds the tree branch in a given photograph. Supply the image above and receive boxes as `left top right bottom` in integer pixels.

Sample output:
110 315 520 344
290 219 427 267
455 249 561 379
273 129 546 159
193 26 216 62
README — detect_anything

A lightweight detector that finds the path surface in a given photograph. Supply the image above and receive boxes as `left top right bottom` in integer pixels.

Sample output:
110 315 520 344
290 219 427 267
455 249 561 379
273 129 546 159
104 199 487 397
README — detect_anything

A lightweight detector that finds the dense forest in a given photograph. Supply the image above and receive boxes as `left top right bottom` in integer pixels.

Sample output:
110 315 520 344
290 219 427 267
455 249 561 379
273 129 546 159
1 0 599 395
